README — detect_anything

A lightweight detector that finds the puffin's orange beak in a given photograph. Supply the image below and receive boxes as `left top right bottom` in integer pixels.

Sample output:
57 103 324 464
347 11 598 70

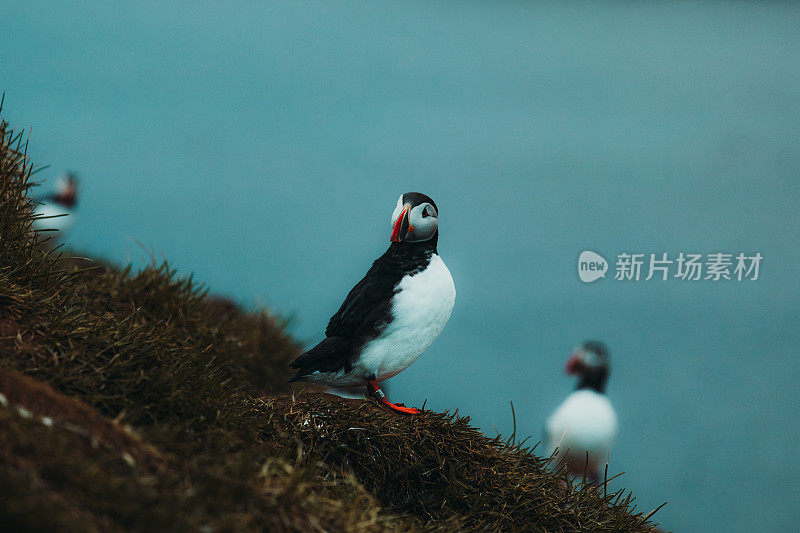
390 204 410 242
565 353 582 374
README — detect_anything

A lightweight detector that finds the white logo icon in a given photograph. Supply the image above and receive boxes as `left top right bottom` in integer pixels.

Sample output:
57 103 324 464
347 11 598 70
578 251 608 283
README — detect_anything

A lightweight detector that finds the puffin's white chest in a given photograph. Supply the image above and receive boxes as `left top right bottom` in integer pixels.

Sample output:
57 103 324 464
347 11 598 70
545 390 618 460
33 203 75 234
357 254 456 381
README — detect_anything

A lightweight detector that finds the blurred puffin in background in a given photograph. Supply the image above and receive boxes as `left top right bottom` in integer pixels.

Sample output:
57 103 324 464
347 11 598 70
545 341 618 483
33 172 79 237
289 192 455 414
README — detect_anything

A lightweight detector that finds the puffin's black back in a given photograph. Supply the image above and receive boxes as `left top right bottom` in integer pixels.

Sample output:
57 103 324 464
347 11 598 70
289 237 437 380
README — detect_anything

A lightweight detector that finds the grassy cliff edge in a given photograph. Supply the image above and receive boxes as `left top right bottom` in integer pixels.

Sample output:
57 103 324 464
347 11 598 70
0 109 664 531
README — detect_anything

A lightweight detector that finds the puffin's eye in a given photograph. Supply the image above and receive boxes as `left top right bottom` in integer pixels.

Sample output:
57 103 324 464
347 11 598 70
422 207 431 218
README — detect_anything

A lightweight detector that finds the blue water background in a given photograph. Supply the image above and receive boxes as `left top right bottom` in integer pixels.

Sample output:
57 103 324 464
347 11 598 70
3 3 800 530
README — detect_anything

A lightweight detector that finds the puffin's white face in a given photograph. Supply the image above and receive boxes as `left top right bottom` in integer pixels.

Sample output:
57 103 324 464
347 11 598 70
576 346 602 367
55 173 78 196
390 193 438 243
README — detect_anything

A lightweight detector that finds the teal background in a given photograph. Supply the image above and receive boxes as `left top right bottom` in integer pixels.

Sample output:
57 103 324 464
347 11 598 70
3 3 799 530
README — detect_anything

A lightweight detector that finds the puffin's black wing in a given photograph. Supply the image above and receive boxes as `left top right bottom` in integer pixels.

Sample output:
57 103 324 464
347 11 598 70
325 267 399 338
289 253 404 381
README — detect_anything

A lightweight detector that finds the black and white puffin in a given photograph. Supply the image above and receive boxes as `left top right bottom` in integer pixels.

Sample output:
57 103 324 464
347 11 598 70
545 341 618 482
289 192 456 415
33 173 79 235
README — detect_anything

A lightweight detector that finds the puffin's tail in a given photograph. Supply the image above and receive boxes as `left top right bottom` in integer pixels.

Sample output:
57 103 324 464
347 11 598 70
288 336 353 382
287 373 305 383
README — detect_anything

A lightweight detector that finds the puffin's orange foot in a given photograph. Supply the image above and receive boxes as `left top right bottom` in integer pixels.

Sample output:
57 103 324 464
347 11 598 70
367 379 422 415
380 398 421 415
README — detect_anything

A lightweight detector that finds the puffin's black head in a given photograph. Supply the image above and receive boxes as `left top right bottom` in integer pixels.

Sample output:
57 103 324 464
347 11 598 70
390 192 438 243
565 340 610 393
53 172 79 208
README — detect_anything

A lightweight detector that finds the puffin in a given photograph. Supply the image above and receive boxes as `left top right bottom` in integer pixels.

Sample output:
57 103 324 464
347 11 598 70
545 341 618 483
289 192 456 415
33 173 79 236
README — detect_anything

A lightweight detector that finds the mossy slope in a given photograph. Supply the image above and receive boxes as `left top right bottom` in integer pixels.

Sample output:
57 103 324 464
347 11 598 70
0 108 663 531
